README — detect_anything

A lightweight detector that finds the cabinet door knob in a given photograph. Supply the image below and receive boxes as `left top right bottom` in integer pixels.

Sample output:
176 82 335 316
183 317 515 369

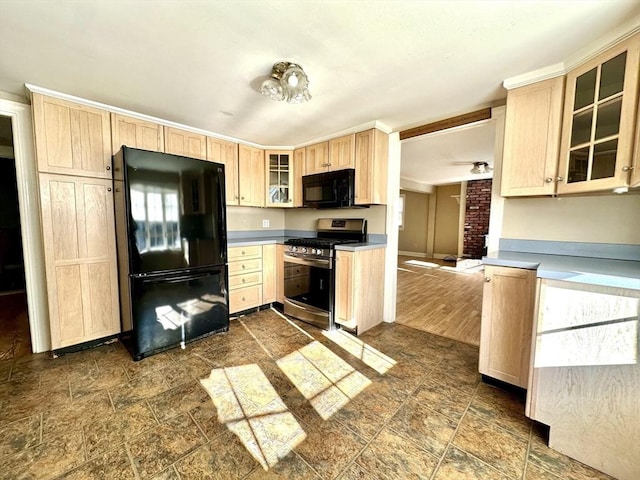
235 195 239 199
106 165 111 171
241 196 245 200
484 277 491 282
115 188 121 192
107 187 112 192
622 165 633 172
545 177 553 183
556 176 564 182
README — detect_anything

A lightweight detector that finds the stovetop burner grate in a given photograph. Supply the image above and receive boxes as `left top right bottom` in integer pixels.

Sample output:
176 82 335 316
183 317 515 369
285 238 359 248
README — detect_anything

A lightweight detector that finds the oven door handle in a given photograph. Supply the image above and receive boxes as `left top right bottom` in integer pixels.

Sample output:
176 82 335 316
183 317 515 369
284 253 332 269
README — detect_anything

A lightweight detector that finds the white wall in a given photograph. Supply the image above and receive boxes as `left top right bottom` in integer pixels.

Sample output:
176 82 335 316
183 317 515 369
501 194 640 244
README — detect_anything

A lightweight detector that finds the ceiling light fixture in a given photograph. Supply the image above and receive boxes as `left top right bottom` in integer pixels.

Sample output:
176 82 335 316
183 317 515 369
470 161 493 174
260 61 311 104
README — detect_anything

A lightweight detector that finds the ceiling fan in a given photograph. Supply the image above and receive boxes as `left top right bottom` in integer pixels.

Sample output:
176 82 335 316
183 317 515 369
452 161 493 174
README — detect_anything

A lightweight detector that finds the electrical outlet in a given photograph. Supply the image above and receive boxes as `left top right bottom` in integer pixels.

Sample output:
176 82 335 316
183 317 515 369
262 219 270 228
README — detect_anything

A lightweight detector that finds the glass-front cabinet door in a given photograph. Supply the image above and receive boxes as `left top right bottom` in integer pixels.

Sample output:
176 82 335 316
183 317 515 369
265 150 294 207
557 34 639 194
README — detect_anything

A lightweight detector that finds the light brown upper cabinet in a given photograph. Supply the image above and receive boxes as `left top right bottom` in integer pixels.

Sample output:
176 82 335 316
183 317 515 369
329 134 356 171
631 99 640 187
557 33 640 194
207 137 239 205
238 145 265 207
265 150 294 207
39 173 120 349
354 129 389 205
111 113 164 155
293 148 305 207
164 126 207 160
501 77 565 196
304 142 329 175
31 93 112 179
306 135 356 175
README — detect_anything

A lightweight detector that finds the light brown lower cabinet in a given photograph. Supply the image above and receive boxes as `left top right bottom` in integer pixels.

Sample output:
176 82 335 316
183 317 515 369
276 244 285 303
228 244 276 314
479 265 536 388
39 173 120 349
262 244 276 304
334 248 385 335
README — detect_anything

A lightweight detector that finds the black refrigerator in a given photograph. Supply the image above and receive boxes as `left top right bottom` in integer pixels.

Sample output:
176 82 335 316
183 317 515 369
114 147 229 361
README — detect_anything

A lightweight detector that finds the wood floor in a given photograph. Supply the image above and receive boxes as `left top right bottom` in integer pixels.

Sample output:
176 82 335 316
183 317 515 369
395 255 483 346
0 291 31 360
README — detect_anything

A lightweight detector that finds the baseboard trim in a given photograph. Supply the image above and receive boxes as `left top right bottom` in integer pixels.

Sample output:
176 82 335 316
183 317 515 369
433 253 458 260
398 250 427 258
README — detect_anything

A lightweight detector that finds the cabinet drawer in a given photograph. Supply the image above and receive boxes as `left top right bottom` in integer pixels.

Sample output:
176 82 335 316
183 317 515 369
228 258 262 275
229 271 262 290
228 245 262 261
229 285 262 313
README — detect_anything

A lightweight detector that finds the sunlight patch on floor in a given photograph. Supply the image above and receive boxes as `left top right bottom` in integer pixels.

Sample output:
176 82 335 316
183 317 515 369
277 341 371 420
322 329 396 374
200 364 306 470
405 260 440 268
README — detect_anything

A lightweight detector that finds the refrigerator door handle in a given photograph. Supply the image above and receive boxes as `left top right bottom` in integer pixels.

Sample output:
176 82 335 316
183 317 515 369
138 269 223 285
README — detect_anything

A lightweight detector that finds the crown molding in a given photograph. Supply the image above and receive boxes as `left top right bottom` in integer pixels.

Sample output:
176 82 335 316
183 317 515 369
503 16 640 90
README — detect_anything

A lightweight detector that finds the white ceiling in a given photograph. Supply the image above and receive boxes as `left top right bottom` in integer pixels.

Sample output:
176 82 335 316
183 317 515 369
0 0 638 186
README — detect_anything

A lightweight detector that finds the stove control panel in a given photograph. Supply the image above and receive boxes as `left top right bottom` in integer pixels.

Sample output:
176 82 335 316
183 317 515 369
286 245 331 259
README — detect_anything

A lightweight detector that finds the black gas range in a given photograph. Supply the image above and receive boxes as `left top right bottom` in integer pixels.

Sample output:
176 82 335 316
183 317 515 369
283 218 367 330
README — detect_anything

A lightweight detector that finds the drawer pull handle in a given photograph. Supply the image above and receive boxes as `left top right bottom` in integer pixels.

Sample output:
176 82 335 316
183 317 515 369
242 279 245 283
242 265 246 269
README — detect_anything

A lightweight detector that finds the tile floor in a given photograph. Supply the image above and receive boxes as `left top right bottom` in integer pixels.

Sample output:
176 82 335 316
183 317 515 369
0 308 614 480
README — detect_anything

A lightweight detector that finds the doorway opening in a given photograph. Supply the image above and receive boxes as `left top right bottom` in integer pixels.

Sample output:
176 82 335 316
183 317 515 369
0 115 31 360
394 113 501 346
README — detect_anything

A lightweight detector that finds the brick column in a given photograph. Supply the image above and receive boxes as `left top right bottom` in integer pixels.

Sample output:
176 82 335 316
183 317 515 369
463 179 492 259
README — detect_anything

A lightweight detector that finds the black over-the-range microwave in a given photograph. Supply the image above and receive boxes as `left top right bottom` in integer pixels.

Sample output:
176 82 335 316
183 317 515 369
302 168 365 208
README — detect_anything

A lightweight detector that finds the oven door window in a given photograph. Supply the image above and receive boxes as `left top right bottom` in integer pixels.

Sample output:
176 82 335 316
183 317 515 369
284 259 331 312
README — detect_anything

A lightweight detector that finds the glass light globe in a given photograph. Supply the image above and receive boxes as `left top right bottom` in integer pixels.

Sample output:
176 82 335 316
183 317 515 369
260 78 285 101
287 73 299 87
